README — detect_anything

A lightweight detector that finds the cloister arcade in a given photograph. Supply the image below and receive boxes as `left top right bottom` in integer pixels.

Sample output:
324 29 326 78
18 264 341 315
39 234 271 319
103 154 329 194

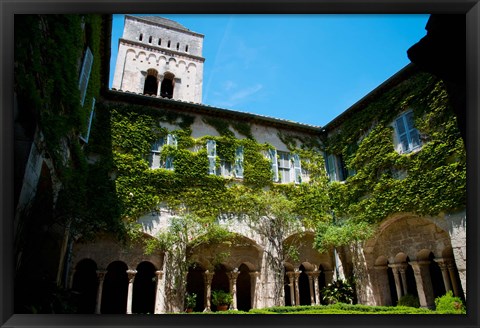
70 213 464 313
364 215 464 308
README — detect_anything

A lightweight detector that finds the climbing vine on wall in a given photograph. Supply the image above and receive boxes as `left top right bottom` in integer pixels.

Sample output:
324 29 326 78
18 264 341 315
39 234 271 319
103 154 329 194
314 70 466 252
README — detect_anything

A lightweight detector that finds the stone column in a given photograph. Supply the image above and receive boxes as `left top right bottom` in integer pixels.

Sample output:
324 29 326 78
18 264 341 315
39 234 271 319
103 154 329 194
95 270 107 314
154 270 164 314
446 261 461 297
389 265 403 301
311 270 321 305
398 264 409 296
126 269 137 314
228 269 240 310
293 270 301 306
306 272 315 305
409 261 435 309
323 269 334 285
434 259 452 293
374 265 392 306
203 270 214 312
249 271 260 309
286 272 295 306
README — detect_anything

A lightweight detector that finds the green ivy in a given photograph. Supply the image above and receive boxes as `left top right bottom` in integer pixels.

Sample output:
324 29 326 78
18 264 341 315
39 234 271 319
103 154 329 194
315 71 466 251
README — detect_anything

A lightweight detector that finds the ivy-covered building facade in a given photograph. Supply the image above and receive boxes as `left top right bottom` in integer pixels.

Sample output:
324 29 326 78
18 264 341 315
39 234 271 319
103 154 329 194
13 15 466 314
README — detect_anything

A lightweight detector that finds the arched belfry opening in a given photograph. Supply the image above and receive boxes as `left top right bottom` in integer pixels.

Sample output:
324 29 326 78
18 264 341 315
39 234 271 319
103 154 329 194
160 72 175 99
143 69 158 96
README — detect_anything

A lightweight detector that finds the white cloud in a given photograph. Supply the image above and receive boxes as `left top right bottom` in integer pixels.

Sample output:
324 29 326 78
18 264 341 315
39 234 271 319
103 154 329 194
230 84 263 101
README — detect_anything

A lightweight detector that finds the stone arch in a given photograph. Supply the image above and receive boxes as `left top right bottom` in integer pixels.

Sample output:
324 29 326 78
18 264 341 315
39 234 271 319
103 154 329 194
211 264 229 311
236 263 252 311
363 214 459 306
71 258 98 313
186 262 206 312
132 261 157 314
178 60 187 71
283 232 333 269
146 53 156 64
101 261 129 314
298 263 312 305
157 55 167 66
137 51 147 62
143 68 159 95
160 71 175 98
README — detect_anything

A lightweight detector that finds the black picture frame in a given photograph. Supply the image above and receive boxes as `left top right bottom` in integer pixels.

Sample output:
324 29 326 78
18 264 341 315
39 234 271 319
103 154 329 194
2 1 478 328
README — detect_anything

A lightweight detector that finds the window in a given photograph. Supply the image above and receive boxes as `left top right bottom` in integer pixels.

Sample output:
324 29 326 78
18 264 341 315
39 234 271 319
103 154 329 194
185 45 189 52
149 134 177 170
167 40 171 48
158 39 162 46
80 98 95 143
277 151 292 183
176 42 180 50
325 154 350 182
292 154 302 184
143 69 159 95
139 33 143 41
148 36 152 43
160 73 174 98
206 139 216 175
234 146 244 178
78 47 93 106
394 110 422 154
268 149 279 182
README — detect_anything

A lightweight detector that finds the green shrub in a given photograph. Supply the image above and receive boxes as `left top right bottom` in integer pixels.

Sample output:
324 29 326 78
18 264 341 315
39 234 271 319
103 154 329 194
321 279 355 304
434 291 466 314
397 294 420 308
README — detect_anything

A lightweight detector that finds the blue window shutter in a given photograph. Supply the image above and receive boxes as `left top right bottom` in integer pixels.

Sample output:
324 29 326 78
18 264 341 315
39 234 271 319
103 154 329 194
395 111 422 153
149 136 165 169
293 154 302 184
78 47 93 106
395 116 409 153
165 134 176 170
326 154 337 182
405 111 421 150
234 146 244 178
80 98 96 143
269 149 278 182
207 140 216 175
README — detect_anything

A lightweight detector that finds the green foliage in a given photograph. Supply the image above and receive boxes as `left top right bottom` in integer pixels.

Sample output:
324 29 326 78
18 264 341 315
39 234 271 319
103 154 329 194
184 292 197 309
321 279 355 305
397 294 420 308
211 290 233 306
315 71 466 251
434 291 466 314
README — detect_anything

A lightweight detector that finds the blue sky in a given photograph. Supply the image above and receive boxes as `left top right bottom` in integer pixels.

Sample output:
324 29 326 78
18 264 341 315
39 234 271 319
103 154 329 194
109 14 429 127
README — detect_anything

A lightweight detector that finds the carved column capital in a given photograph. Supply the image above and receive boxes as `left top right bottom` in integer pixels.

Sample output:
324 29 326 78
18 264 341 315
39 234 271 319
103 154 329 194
96 269 107 281
126 269 137 282
155 270 164 279
204 270 214 284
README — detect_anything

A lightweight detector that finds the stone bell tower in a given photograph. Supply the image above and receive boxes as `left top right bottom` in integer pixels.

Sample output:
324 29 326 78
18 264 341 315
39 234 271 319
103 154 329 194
112 15 205 103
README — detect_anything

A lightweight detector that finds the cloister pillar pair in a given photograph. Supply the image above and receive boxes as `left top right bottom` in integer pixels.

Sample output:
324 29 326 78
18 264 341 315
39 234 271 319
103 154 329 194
307 270 321 305
434 258 461 297
388 263 408 302
409 261 435 308
228 269 240 310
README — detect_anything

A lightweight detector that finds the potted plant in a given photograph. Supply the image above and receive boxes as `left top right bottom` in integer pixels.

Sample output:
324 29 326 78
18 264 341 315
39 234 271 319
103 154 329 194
184 292 197 312
211 289 233 311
